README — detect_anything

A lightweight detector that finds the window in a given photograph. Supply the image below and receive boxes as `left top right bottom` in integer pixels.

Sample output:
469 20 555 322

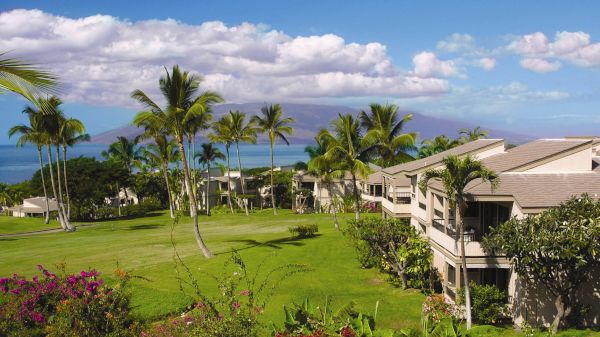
464 202 479 217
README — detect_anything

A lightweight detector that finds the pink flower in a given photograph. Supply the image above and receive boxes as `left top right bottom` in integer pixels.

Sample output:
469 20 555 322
232 301 241 309
240 289 251 296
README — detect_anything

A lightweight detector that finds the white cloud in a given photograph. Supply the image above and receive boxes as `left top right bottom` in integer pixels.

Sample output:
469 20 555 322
0 9 450 107
436 33 475 53
412 51 461 78
509 30 600 71
520 58 561 73
475 57 496 71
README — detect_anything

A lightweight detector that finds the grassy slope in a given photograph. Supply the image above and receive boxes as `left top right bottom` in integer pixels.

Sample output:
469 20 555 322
0 210 423 331
0 215 60 234
0 211 598 336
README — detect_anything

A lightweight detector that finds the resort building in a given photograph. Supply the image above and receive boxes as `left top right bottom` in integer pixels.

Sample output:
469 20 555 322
380 137 600 327
8 197 58 218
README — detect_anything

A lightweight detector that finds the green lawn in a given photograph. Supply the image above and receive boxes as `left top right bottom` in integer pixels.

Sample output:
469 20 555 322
0 215 61 234
0 210 423 331
0 211 598 336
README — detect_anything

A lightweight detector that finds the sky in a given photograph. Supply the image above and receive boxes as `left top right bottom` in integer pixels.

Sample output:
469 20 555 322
1 0 600 144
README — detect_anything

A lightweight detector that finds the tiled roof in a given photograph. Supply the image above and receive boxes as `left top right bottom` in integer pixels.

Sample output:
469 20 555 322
464 172 600 209
382 139 504 175
481 139 591 173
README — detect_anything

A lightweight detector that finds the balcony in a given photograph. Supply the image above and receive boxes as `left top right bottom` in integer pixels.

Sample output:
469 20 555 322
381 197 411 215
427 223 488 257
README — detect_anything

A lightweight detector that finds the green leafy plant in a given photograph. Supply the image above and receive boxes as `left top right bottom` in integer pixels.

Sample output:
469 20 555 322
289 224 319 238
458 282 506 325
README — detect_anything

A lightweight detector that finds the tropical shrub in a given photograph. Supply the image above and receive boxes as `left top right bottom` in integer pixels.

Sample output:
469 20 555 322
345 218 434 290
289 224 319 238
458 282 506 325
0 265 139 337
275 297 394 337
143 251 309 337
399 295 462 337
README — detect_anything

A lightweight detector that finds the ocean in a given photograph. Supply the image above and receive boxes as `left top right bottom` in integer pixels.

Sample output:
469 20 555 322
0 143 309 184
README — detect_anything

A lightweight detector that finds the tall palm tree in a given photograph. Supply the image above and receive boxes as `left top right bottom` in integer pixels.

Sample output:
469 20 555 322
419 155 499 330
359 103 417 166
31 97 73 231
8 113 51 224
209 117 235 214
0 52 57 102
251 104 295 215
417 135 460 158
131 65 223 258
458 126 489 144
101 136 144 174
306 135 344 228
318 113 376 220
195 143 225 216
228 110 257 215
58 118 89 218
143 136 179 219
185 112 212 202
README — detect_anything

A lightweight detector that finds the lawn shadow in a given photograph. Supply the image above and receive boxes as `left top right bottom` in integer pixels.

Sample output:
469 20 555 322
222 234 322 254
127 224 164 231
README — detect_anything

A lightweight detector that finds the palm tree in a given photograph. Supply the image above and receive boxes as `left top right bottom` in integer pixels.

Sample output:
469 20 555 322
359 103 417 166
458 126 488 144
228 110 257 215
251 104 295 215
101 136 144 174
0 52 57 102
32 97 73 231
58 118 89 218
8 113 51 224
419 155 499 330
209 117 235 214
306 135 344 228
131 65 223 258
318 113 375 220
143 136 179 218
417 135 460 158
185 111 212 202
195 143 225 216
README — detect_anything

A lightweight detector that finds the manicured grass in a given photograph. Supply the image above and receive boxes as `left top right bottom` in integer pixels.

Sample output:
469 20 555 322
0 215 60 234
1 211 598 336
0 210 424 331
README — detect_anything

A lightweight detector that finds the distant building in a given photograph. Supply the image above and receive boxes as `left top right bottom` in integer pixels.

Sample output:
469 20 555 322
8 197 58 217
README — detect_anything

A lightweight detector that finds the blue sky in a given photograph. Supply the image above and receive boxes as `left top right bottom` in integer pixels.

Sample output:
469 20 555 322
1 0 600 143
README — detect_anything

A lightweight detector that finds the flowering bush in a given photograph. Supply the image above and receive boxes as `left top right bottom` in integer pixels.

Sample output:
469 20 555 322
143 250 309 337
0 265 139 337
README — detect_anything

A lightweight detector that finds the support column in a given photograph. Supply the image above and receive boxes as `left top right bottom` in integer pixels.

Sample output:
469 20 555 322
455 264 462 289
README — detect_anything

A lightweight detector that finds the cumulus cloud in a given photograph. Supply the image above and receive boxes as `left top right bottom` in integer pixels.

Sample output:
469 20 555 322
520 58 561 73
474 57 497 71
436 33 475 53
0 9 451 107
412 51 461 78
509 30 600 71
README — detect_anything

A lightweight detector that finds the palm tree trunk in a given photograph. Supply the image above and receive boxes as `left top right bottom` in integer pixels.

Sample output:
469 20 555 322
116 182 122 217
46 145 67 231
177 136 213 258
55 145 72 229
327 181 339 230
206 162 211 216
270 141 277 215
351 172 361 220
62 146 71 219
457 203 472 329
235 142 249 216
37 147 50 224
187 137 194 217
162 160 175 219
225 145 234 214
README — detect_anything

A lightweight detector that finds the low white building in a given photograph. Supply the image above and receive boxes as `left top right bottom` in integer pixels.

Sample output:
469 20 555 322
8 197 58 217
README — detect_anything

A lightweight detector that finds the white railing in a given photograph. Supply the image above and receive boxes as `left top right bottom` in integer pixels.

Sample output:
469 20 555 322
427 224 487 257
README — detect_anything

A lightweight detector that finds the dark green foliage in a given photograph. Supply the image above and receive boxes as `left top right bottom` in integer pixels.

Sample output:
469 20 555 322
133 172 170 206
289 224 319 238
345 218 434 290
482 194 600 331
30 156 131 220
459 282 506 324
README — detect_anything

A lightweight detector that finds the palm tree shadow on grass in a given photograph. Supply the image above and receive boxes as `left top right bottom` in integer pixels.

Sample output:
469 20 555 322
221 234 322 254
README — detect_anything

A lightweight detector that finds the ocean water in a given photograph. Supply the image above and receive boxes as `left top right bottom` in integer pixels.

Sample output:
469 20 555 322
0 144 308 184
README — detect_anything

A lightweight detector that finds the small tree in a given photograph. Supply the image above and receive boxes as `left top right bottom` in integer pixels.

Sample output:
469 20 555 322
345 217 433 290
482 194 600 333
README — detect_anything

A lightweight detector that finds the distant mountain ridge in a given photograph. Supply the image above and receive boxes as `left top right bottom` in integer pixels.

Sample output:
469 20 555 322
90 103 533 145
